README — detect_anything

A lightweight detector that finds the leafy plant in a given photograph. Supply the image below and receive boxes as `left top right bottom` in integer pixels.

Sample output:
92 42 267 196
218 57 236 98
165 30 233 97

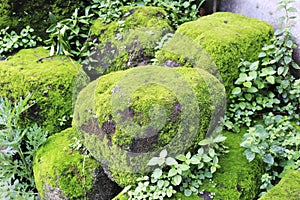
144 0 206 28
0 95 48 199
44 7 94 58
240 113 300 195
127 135 227 199
0 26 42 59
225 0 300 196
225 0 300 132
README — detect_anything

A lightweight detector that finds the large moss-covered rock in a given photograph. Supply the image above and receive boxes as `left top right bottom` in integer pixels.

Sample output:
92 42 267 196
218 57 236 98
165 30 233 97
259 170 300 200
0 0 89 38
85 6 173 80
73 65 226 186
0 47 89 133
33 128 122 200
155 12 274 95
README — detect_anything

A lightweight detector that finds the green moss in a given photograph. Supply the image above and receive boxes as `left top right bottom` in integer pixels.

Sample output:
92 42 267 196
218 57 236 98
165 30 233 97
73 65 226 186
155 12 274 96
259 170 300 200
0 47 89 134
197 131 264 200
86 6 173 78
0 0 88 38
33 128 100 199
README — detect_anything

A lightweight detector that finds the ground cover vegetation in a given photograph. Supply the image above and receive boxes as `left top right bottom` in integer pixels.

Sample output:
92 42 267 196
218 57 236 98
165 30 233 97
0 0 299 199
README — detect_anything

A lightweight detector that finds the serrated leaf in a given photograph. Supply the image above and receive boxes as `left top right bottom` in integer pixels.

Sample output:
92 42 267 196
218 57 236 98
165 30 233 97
166 157 178 166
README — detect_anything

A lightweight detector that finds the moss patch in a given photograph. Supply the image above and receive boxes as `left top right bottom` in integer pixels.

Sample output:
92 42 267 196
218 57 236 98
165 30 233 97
33 128 99 199
197 131 264 200
259 170 300 200
85 6 173 79
0 47 89 133
0 0 88 38
73 65 226 186
155 12 274 96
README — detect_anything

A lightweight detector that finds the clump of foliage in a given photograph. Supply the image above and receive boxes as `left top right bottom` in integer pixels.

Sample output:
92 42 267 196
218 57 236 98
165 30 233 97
44 0 206 60
225 0 300 196
0 26 41 59
240 114 300 195
0 95 48 199
126 135 227 199
225 0 300 131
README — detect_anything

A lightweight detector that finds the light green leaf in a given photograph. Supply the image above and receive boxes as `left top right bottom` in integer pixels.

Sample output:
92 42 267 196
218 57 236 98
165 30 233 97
210 166 217 173
152 168 163 179
232 87 242 95
166 157 178 166
147 157 159 166
190 156 200 165
249 61 259 70
244 150 255 162
179 164 190 171
172 175 182 186
168 168 177 177
176 154 186 161
266 76 275 84
263 154 274 165
160 149 168 158
243 81 252 88
247 87 258 93
184 189 192 196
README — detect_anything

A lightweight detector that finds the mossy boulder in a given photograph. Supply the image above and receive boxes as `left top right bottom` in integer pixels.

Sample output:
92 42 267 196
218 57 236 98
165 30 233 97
155 12 274 95
0 0 90 38
85 6 173 80
259 170 300 200
0 47 89 133
73 65 226 186
33 128 122 200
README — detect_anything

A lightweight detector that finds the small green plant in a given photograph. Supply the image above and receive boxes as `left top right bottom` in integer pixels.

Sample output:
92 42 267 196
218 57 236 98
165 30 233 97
0 95 48 199
225 0 300 196
225 0 300 132
127 135 227 199
0 26 42 59
240 113 300 196
144 0 206 28
45 7 94 58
